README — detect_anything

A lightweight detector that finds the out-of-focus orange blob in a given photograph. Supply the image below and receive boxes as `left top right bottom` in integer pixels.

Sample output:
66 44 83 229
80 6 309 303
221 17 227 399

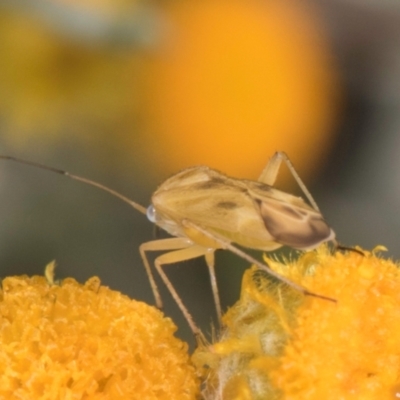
141 0 339 182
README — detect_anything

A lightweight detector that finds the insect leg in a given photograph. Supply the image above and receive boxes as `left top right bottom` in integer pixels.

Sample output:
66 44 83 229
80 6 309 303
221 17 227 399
204 251 223 326
258 151 320 212
139 237 193 308
152 245 216 337
182 220 337 303
335 244 364 256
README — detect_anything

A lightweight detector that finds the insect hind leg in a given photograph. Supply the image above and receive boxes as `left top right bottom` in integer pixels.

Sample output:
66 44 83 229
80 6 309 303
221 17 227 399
258 151 320 212
335 243 365 256
182 219 337 303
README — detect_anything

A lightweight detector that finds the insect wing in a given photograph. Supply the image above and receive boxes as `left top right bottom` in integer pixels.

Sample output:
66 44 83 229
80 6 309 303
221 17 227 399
152 167 280 249
247 182 335 250
153 172 257 230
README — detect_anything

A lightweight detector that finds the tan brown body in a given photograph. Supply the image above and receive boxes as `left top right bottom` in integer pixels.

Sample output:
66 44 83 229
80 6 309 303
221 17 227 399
151 165 334 252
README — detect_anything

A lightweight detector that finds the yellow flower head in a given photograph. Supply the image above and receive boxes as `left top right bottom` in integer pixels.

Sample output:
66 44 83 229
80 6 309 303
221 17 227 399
0 264 198 399
193 246 400 400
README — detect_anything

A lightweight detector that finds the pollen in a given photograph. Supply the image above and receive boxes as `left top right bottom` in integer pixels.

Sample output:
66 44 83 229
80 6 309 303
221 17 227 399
0 265 199 399
193 246 400 399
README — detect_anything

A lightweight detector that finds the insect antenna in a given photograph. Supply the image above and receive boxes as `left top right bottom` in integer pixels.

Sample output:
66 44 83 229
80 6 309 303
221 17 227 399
0 155 148 215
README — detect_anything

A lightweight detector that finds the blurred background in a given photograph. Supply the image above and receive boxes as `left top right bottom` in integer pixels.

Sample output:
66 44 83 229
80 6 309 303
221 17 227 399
0 0 399 346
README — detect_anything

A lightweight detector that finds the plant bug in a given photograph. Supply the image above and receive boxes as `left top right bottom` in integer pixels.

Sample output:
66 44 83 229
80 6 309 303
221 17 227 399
0 152 336 337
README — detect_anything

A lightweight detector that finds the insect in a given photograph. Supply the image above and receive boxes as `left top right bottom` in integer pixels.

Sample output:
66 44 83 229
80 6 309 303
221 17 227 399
0 152 335 337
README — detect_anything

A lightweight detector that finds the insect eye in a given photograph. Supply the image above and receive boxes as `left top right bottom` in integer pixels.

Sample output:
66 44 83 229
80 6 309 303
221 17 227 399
146 205 157 223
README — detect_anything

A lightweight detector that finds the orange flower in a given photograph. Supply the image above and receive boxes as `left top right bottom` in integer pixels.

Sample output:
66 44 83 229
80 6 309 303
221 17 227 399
141 0 339 180
0 263 198 399
194 246 400 399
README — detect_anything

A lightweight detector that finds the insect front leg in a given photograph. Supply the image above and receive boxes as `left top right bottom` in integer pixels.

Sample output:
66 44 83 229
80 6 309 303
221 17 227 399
140 238 215 337
139 237 193 308
258 151 320 212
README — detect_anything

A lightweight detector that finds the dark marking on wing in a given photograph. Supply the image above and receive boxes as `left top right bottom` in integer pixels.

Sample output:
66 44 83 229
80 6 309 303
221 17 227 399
216 201 240 210
257 199 332 249
195 177 231 190
277 204 308 219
